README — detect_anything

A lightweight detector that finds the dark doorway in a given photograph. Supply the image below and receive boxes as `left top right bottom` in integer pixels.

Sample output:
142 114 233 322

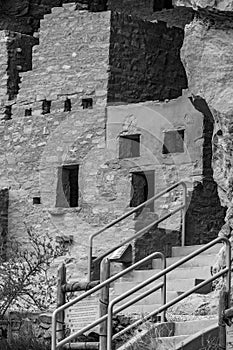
56 165 79 207
153 0 173 11
130 171 155 212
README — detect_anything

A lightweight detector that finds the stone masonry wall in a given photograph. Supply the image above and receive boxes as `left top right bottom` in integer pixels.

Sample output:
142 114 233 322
0 0 194 35
108 12 188 103
15 5 111 114
6 33 38 101
0 0 73 35
0 189 9 261
0 32 10 116
107 0 194 28
0 31 37 119
0 5 136 279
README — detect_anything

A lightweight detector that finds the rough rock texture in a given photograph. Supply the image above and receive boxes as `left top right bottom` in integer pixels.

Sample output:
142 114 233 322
177 1 233 249
185 97 226 245
175 0 233 12
180 9 233 207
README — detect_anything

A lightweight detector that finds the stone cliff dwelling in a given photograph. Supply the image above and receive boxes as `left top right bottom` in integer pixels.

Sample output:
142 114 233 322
0 0 232 348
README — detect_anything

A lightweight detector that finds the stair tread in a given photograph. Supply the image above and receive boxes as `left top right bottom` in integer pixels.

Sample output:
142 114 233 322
174 318 217 335
172 243 222 257
120 266 211 282
153 254 216 269
113 277 206 294
156 335 188 350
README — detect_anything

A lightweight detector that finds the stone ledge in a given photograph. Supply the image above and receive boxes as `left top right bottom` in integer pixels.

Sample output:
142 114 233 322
48 207 81 215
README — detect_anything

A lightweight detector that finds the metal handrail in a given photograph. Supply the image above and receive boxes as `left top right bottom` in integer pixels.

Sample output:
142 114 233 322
51 252 166 350
107 236 231 350
92 204 184 269
88 180 187 281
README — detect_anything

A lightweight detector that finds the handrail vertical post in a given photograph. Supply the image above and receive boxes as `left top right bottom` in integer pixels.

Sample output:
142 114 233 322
88 238 93 282
57 263 66 344
181 183 187 247
99 258 110 350
161 254 167 322
107 304 114 350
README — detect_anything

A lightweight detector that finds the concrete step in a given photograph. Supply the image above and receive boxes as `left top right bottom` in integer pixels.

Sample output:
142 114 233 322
174 318 217 336
156 335 188 350
113 278 204 295
120 266 211 282
172 244 222 257
116 303 162 315
110 290 178 306
152 254 215 269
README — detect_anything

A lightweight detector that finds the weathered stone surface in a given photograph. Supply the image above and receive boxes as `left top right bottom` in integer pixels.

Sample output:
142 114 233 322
180 7 233 211
181 20 233 116
174 0 233 12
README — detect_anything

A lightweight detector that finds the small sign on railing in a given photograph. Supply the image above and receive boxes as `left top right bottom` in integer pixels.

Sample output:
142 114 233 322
65 294 100 335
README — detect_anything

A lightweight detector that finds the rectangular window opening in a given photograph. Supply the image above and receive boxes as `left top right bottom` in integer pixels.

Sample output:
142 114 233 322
162 129 184 154
64 98 72 112
119 134 140 159
42 99 51 114
56 165 79 208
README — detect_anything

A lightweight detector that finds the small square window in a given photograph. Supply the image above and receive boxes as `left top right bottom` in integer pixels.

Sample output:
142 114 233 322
56 165 79 208
119 134 140 159
82 98 93 109
162 129 184 154
25 108 32 116
33 197 41 204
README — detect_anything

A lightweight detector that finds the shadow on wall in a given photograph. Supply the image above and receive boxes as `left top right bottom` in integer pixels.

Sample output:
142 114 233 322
185 96 226 245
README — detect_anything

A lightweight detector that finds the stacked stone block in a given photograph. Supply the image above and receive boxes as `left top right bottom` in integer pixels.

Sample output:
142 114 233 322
15 5 111 116
0 31 37 119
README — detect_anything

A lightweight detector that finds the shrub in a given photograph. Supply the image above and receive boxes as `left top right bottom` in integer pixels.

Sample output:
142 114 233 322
0 226 64 318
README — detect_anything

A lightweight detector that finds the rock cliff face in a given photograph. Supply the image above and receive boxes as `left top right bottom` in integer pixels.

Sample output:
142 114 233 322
174 0 233 230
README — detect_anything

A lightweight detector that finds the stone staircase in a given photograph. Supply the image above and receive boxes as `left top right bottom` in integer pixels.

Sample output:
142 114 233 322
60 241 221 349
109 243 221 349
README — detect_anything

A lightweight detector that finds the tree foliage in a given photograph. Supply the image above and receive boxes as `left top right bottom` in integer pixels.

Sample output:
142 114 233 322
0 228 64 318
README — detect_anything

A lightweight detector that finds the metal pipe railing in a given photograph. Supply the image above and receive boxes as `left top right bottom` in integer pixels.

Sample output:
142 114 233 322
108 236 231 349
111 268 229 345
92 204 184 267
88 181 187 281
51 252 166 350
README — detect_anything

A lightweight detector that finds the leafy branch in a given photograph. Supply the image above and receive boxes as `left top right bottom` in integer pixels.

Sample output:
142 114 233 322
0 227 64 318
